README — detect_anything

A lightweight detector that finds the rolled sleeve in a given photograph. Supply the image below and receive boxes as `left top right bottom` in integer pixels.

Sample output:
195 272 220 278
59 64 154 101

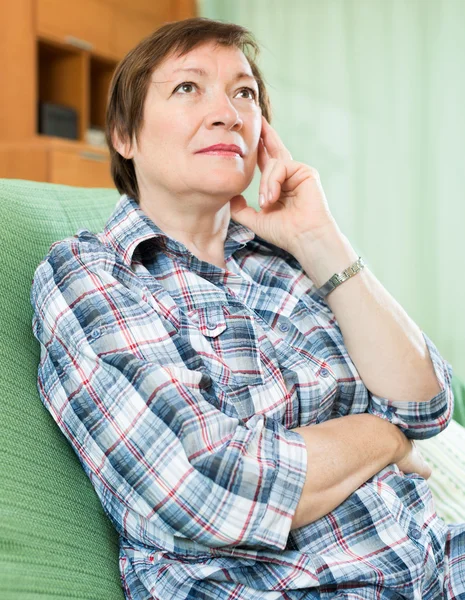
248 418 307 549
31 240 307 552
367 331 454 439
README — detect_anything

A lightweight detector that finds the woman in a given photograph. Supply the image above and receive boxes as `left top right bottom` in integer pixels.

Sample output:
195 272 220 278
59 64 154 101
31 16 465 600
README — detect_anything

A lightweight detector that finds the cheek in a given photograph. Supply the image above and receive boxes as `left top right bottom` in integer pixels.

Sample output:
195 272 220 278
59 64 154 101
245 110 262 144
136 122 185 173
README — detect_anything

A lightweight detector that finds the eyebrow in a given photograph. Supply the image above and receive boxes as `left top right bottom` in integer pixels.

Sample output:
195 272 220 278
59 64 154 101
171 67 258 85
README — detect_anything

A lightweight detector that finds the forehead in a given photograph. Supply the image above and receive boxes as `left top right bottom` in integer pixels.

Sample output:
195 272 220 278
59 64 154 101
154 42 254 78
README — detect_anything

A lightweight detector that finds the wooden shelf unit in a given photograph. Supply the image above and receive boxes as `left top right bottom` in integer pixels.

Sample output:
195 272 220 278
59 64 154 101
37 38 89 141
90 55 117 132
0 0 197 187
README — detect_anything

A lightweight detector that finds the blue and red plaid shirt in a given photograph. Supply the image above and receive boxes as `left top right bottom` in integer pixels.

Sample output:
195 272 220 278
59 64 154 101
31 194 464 599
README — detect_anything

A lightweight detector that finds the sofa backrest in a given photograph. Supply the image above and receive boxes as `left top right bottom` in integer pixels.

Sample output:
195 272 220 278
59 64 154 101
0 179 124 599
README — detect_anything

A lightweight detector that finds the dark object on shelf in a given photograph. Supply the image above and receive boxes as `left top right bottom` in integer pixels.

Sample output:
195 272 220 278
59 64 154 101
38 102 78 140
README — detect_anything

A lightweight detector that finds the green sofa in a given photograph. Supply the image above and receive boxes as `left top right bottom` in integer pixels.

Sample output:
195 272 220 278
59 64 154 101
1 179 124 599
1 178 464 598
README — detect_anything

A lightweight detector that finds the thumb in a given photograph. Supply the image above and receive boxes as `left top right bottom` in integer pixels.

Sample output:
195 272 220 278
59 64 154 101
229 195 260 231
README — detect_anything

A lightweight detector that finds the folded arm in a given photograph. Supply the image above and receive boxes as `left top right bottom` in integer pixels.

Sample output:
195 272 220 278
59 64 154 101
31 238 307 552
291 224 454 439
290 413 432 529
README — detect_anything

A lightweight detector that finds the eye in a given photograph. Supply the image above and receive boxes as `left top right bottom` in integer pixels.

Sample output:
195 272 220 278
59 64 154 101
173 81 198 94
173 82 258 100
236 87 257 100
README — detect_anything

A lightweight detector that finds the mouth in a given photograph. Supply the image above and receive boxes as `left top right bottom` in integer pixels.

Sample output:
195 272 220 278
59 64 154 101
196 144 244 157
196 150 242 158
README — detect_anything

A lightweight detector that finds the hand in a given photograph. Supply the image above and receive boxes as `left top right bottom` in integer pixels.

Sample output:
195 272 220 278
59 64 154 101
229 115 338 255
396 438 432 480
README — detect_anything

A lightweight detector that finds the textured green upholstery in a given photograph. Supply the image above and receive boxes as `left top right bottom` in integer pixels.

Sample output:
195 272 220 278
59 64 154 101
1 178 464 598
0 179 124 599
452 376 465 428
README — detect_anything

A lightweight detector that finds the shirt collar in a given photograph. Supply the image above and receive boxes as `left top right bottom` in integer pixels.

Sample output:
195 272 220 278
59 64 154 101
103 194 256 267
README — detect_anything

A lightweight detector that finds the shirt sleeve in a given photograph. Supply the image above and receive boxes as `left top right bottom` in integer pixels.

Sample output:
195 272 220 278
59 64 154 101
30 238 307 552
367 331 454 439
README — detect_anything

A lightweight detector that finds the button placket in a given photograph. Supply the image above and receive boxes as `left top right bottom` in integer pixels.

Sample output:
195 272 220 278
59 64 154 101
89 318 109 341
195 304 227 338
408 526 422 541
277 320 290 333
190 303 265 397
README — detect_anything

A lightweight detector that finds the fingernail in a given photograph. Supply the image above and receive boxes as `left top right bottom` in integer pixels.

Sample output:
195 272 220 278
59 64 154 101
268 190 273 202
259 194 265 207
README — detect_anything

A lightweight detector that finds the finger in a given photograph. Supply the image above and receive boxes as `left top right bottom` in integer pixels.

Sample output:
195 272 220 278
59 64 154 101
258 157 278 208
262 158 300 206
261 116 292 161
257 137 268 173
264 160 290 204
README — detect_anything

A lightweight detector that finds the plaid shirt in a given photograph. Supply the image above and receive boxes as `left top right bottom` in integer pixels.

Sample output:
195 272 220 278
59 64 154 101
31 194 463 599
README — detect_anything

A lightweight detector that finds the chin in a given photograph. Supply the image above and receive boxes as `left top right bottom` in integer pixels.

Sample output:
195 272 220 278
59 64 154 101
202 190 244 201
202 170 252 193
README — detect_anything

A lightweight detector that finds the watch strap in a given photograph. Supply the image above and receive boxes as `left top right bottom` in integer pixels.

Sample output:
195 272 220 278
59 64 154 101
315 256 366 298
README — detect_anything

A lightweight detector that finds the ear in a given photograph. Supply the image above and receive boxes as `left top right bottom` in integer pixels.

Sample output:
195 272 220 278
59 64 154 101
112 128 134 160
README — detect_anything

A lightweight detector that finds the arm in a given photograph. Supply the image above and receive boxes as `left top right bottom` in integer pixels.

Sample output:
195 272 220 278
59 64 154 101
292 224 442 402
31 239 307 552
234 117 452 433
290 413 428 530
291 223 453 439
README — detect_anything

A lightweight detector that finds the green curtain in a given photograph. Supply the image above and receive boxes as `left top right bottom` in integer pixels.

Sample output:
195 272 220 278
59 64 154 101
199 0 465 382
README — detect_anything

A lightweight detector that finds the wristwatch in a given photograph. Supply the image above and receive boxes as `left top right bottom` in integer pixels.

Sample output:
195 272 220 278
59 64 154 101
315 256 366 298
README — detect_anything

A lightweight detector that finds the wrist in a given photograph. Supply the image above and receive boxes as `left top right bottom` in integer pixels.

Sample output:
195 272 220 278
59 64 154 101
359 414 408 466
290 224 359 288
391 425 409 464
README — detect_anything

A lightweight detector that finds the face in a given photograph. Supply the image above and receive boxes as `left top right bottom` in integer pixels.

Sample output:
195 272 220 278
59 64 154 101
119 41 262 207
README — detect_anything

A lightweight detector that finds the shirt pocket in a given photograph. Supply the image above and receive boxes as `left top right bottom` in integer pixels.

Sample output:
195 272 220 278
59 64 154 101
83 301 183 366
188 304 265 388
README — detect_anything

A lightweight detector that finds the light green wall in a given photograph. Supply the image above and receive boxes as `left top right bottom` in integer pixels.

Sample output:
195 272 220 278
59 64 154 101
199 0 465 381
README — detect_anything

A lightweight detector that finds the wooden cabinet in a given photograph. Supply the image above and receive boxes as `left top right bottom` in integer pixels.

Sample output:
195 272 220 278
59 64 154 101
36 0 114 58
110 0 174 20
110 5 170 59
0 0 197 187
110 0 177 58
38 40 89 140
0 0 36 141
0 139 114 188
50 147 114 187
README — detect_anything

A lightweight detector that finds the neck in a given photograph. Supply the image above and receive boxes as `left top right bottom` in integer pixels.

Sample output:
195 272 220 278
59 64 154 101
139 189 232 268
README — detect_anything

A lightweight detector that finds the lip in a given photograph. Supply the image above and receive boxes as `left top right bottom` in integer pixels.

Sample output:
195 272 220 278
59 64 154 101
196 144 244 157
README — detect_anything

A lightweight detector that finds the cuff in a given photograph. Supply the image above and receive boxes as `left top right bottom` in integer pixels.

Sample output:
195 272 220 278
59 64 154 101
368 332 454 439
252 417 307 550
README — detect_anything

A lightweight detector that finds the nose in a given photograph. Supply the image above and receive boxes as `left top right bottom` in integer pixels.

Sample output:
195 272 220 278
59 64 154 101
205 93 243 131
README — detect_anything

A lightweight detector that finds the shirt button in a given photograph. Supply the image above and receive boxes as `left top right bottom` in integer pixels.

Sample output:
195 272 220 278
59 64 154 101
206 322 216 330
409 527 422 540
91 328 101 339
320 367 330 377
278 321 290 332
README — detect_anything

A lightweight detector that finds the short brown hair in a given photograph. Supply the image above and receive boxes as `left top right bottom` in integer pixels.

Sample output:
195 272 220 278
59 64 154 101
105 17 272 202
